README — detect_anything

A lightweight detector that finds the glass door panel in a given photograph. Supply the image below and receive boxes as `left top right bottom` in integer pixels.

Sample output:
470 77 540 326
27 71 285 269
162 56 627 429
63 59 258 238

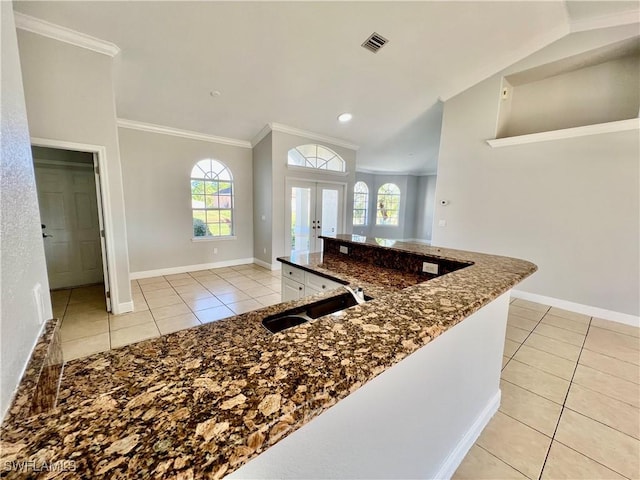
291 186 313 255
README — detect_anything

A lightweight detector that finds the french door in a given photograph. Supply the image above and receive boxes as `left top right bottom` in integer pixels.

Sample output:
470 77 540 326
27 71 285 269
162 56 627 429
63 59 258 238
286 180 345 256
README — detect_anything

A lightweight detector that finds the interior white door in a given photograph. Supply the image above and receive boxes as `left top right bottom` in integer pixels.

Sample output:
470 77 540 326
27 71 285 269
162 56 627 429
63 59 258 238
286 180 344 256
35 163 104 289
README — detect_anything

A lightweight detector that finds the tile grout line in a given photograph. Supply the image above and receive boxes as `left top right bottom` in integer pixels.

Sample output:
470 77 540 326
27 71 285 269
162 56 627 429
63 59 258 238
536 316 593 480
475 444 532 479
502 305 550 371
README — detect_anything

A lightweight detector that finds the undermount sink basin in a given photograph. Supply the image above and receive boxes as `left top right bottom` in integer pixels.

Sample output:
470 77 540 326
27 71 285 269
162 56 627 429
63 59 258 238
262 291 373 334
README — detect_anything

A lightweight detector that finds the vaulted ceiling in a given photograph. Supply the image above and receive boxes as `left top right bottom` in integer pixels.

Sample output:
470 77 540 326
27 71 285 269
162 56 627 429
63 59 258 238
13 1 640 174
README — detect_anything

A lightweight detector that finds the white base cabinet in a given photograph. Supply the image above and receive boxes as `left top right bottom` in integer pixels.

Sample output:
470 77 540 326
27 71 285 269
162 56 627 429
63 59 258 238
281 264 343 302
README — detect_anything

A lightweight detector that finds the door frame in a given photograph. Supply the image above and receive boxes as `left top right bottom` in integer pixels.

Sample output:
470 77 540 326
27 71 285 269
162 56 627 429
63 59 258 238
31 137 117 312
284 176 347 256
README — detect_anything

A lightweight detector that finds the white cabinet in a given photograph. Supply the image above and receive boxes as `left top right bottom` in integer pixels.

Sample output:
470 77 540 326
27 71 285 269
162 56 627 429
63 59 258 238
281 265 343 302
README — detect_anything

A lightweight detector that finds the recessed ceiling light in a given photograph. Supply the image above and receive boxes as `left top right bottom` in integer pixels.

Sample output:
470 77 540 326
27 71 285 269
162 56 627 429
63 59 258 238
338 113 352 123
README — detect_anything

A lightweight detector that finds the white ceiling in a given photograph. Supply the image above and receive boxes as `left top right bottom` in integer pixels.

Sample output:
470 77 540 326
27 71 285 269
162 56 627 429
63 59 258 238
12 1 639 174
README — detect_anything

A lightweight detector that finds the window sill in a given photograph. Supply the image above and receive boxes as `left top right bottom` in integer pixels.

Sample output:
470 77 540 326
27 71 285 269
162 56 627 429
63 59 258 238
192 236 237 242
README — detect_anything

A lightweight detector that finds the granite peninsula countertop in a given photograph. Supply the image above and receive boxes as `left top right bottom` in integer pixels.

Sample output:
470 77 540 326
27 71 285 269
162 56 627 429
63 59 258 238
0 236 536 479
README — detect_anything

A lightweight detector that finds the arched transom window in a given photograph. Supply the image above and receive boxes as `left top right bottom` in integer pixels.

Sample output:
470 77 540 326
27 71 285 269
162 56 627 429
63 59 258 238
287 144 346 172
376 183 400 226
191 159 234 238
353 181 369 226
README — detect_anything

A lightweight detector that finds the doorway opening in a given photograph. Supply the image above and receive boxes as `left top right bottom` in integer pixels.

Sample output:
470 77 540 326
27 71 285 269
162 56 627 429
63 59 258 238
285 179 345 256
32 145 111 314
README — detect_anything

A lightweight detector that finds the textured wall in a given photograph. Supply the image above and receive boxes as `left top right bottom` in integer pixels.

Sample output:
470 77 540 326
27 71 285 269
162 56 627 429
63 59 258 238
118 128 254 273
0 2 53 420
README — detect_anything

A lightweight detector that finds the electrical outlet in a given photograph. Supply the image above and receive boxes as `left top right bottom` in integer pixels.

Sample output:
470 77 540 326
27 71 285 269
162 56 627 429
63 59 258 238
339 245 349 254
422 262 439 275
438 219 447 227
263 247 267 254
213 247 218 254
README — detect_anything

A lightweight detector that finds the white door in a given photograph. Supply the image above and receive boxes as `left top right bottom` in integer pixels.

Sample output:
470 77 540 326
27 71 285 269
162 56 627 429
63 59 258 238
286 180 344 256
35 163 104 289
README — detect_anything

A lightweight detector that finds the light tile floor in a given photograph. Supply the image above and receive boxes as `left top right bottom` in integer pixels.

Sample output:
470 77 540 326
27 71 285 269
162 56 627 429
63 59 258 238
52 264 281 362
53 275 640 479
454 298 640 480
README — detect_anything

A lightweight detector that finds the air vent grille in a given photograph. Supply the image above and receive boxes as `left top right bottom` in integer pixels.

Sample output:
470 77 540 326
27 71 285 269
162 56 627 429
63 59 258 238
361 32 388 53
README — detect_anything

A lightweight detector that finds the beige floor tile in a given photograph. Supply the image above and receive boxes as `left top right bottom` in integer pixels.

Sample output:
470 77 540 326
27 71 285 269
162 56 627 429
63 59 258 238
150 303 191 321
255 293 282 307
500 380 563 437
244 285 277 298
63 309 109 324
548 307 591 323
163 273 191 281
216 291 250 304
63 302 107 316
229 278 263 290
572 364 639 408
508 305 546 322
51 289 71 301
61 317 109 342
195 305 235 324
507 314 538 332
184 296 223 311
523 333 581 362
140 287 175 299
555 409 639 479
228 298 262 315
503 339 521 358
110 322 160 349
109 310 154 331
155 313 201 335
145 294 184 309
132 297 150 312
257 277 282 288
62 333 110 362
583 336 640 366
502 356 510 368
453 444 527 479
207 283 240 295
210 266 234 274
140 282 172 292
587 326 640 352
566 383 640 440
512 345 576 380
540 313 589 335
579 348 640 384
179 290 215 301
168 278 199 287
137 276 167 285
476 411 551 480
591 317 640 339
534 323 585 347
541 441 626 480
501 360 570 404
220 271 246 280
506 325 529 344
172 284 209 295
511 299 550 313
189 269 217 278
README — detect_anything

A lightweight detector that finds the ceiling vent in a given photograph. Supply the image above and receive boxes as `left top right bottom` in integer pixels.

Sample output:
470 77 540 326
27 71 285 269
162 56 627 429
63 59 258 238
361 32 388 53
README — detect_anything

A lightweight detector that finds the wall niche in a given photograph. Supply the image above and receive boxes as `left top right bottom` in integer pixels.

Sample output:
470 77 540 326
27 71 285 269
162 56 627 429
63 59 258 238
495 37 639 140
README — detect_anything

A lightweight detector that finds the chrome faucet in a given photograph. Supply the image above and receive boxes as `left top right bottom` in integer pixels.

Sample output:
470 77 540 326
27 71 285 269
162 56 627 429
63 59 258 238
344 285 366 305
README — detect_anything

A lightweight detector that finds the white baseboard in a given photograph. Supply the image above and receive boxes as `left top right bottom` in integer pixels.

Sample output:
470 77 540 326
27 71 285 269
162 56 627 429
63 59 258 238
113 301 134 315
511 290 639 328
253 258 281 271
130 257 255 280
435 390 501 480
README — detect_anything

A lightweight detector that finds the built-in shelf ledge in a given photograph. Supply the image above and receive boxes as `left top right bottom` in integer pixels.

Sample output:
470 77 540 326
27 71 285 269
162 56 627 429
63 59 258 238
487 118 640 148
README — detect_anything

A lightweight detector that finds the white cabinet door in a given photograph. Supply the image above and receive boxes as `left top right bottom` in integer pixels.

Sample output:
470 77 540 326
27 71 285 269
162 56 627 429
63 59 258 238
282 277 305 302
305 272 343 293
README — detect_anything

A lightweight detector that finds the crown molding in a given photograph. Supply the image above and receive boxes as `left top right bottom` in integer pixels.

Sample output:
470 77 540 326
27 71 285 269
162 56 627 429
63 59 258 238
356 167 437 176
13 12 120 57
250 124 273 147
570 9 640 33
256 123 359 150
117 119 252 149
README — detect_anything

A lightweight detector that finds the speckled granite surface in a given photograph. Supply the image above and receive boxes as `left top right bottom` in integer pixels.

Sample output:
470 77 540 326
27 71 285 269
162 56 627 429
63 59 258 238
0 237 536 479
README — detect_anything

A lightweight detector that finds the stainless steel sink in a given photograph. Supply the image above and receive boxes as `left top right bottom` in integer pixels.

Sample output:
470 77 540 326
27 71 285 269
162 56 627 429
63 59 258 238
262 291 373 334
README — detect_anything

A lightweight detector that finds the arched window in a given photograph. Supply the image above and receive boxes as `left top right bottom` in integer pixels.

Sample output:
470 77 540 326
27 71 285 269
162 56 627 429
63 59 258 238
287 144 346 172
353 181 369 226
191 159 234 238
376 183 400 226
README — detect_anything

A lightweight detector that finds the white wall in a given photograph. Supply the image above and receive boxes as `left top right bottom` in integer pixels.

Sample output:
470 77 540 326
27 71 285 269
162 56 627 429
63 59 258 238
269 131 357 265
252 133 273 266
433 28 640 317
0 2 53 420
118 128 254 274
415 175 437 242
17 30 132 312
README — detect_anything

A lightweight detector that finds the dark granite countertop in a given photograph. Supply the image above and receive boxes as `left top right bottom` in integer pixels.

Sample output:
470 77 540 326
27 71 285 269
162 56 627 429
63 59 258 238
0 236 536 479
